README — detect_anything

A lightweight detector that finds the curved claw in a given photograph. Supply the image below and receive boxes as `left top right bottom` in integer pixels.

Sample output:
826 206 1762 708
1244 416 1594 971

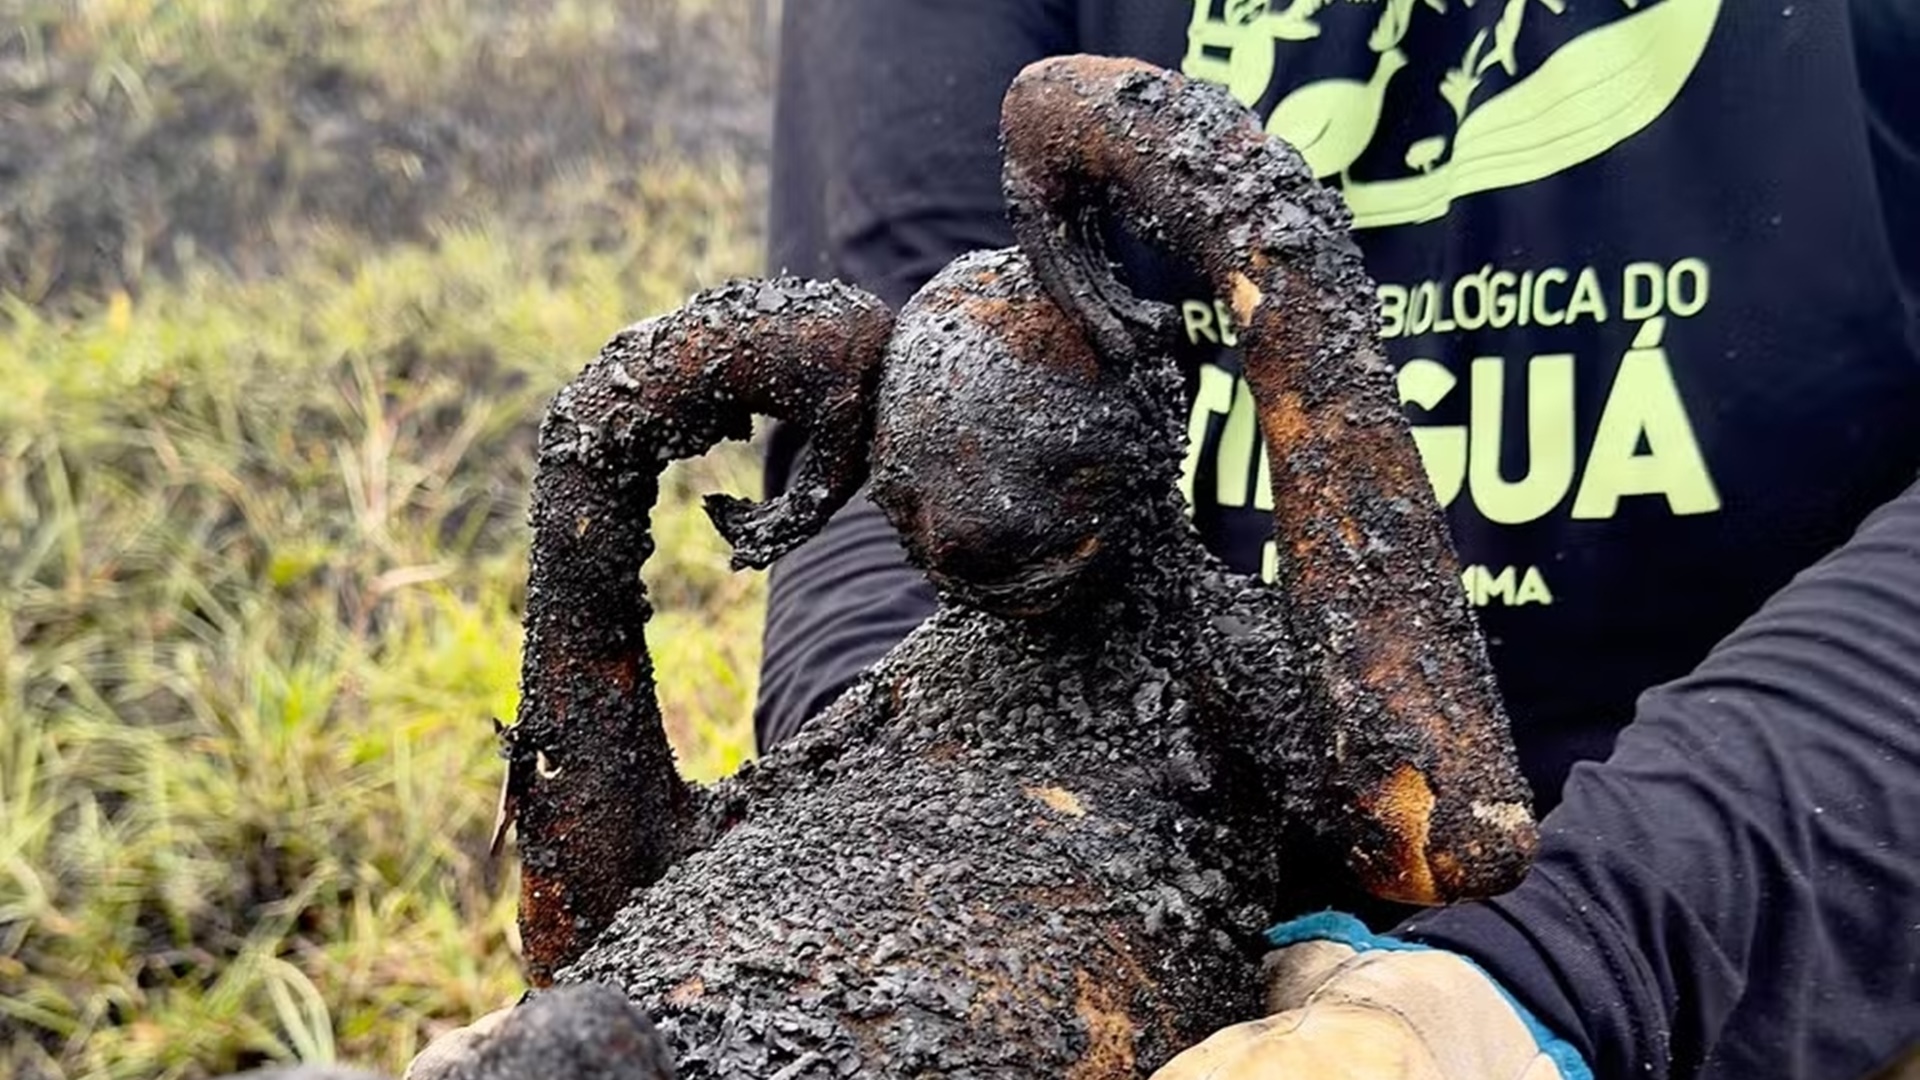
623 278 892 568
1023 197 1184 371
1001 56 1535 904
704 492 787 569
510 277 890 984
705 474 846 571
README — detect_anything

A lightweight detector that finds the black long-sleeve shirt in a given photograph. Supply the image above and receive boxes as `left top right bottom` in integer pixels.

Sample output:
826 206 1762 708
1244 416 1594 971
759 1 1920 1076
1403 479 1920 1077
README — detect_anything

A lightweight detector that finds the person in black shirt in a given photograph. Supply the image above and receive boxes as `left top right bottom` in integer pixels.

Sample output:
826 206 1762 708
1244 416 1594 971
759 1 1920 1077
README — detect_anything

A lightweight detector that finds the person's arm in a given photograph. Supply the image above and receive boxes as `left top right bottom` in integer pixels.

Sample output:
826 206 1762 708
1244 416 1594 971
1392 16 1920 1074
1156 13 1920 1075
1155 473 1920 1080
1396 472 1920 1079
755 0 1076 750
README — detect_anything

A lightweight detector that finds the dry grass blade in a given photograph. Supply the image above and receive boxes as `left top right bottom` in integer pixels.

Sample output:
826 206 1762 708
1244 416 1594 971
0 0 775 1074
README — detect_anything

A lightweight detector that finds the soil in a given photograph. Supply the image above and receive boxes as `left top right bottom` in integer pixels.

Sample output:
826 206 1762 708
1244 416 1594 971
0 0 773 303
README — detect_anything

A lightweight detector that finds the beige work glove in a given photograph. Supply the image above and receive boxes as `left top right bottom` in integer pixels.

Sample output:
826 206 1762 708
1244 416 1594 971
1152 915 1590 1080
405 1005 515 1080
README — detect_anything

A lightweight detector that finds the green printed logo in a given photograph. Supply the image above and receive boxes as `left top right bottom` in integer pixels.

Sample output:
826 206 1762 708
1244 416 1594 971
1182 0 1722 228
1393 315 1721 525
1180 260 1725 606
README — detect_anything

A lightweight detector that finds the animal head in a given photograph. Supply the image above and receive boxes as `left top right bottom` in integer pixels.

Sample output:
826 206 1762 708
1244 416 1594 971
869 249 1184 618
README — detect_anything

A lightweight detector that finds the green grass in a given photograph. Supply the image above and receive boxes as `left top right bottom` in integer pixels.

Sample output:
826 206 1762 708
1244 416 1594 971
0 210 768 1080
0 2 775 1075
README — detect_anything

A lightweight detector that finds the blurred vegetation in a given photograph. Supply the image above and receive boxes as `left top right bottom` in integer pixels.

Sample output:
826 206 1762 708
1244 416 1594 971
0 0 773 1076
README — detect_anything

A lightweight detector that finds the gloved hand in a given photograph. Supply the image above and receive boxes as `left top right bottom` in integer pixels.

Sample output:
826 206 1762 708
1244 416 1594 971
1150 914 1592 1080
405 1005 514 1080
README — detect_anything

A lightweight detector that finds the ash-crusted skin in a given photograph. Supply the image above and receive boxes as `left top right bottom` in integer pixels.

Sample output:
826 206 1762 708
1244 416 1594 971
559 250 1327 1079
868 248 1172 617
1002 56 1536 904
562 557 1309 1079
449 985 678 1080
510 277 891 984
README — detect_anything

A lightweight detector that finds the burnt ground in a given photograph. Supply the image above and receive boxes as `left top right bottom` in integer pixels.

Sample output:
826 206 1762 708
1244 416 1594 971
0 0 774 305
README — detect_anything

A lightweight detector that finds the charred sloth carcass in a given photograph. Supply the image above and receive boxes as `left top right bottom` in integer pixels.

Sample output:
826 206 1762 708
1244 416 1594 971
491 56 1536 1080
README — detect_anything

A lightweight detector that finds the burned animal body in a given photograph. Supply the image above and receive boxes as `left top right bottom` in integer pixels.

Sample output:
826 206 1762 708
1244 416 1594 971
505 277 893 984
494 57 1536 1079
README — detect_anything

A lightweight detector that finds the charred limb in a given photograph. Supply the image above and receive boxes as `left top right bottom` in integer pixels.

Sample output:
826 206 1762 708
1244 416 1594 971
469 54 1545 1079
1001 55 1535 904
510 278 891 984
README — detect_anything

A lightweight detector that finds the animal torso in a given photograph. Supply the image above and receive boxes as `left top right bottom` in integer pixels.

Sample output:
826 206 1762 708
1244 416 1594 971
563 550 1305 1079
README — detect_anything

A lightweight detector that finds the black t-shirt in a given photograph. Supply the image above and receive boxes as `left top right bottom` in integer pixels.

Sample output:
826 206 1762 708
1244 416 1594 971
761 2 1920 1077
1086 0 1920 804
764 0 1920 803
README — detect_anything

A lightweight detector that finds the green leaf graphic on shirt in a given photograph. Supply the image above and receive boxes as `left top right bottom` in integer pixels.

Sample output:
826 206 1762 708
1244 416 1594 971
1441 0 1567 124
1184 0 1337 106
1369 0 1453 54
1406 135 1448 172
1272 0 1336 40
1485 0 1523 73
1227 0 1266 23
1267 47 1410 180
1343 0 1720 229
1369 0 1418 52
1484 0 1568 78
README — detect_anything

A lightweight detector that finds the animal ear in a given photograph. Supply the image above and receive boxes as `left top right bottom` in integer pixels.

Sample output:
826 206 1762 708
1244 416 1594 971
511 278 891 984
1002 56 1536 904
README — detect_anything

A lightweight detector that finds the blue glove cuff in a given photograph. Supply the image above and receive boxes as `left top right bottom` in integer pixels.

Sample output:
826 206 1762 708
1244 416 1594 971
1266 912 1596 1080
